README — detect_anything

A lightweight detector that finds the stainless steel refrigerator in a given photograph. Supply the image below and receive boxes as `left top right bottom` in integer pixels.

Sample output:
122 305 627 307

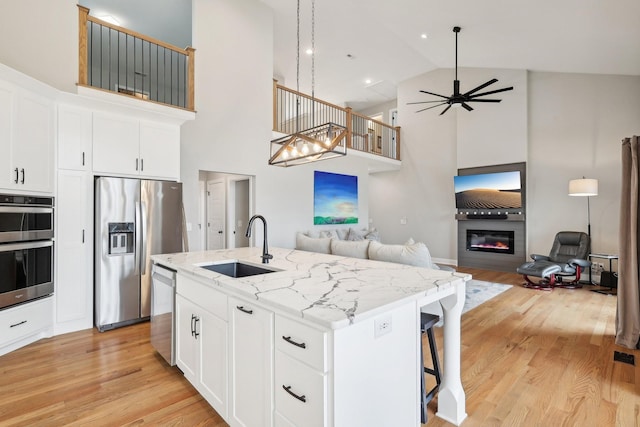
94 177 183 332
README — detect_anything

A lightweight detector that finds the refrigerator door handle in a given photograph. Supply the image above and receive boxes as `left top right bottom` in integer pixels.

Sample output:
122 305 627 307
140 201 148 275
134 201 141 275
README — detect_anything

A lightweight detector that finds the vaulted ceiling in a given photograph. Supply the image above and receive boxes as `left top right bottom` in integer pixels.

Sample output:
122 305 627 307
81 0 640 111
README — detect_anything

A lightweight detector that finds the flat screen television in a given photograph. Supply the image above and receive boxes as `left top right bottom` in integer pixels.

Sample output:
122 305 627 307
454 170 522 210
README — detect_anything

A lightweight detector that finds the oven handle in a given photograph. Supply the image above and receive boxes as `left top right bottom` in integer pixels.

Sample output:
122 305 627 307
0 240 53 252
0 206 54 213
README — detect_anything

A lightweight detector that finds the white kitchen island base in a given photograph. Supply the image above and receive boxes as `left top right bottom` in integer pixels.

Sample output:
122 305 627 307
153 247 468 426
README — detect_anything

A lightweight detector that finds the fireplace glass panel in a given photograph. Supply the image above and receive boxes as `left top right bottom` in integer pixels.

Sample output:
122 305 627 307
466 229 515 254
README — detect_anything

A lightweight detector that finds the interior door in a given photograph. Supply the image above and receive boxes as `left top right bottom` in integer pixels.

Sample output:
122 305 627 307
206 180 225 250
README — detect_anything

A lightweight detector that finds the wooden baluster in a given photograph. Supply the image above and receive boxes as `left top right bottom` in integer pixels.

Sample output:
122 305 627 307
186 47 196 111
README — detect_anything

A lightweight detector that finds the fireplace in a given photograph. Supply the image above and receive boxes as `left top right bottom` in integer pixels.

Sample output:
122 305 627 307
466 229 515 254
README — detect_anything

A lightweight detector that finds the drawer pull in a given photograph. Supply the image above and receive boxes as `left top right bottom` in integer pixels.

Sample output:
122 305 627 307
10 320 27 328
236 306 253 315
282 335 306 349
282 385 306 403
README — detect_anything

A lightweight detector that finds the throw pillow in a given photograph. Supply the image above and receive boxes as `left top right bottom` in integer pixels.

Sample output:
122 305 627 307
346 227 367 241
335 228 350 240
330 239 370 259
319 229 339 239
365 229 381 241
368 240 435 268
296 233 331 254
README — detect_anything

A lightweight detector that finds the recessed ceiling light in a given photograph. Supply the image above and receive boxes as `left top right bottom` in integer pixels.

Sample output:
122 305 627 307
305 48 313 55
421 33 428 39
365 79 372 84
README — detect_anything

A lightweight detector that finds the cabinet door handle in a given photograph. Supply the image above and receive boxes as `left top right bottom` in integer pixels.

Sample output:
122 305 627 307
10 320 27 328
193 316 200 338
82 229 85 243
140 158 143 171
14 168 18 184
82 152 85 166
236 306 253 315
20 168 25 184
191 314 196 336
136 158 139 171
282 385 306 403
282 336 306 349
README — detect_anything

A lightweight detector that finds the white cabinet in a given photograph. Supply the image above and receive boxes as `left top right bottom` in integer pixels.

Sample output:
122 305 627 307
274 315 329 426
0 82 53 193
176 275 228 418
92 113 180 180
139 121 180 179
0 296 53 356
229 296 274 427
58 104 92 171
54 170 92 334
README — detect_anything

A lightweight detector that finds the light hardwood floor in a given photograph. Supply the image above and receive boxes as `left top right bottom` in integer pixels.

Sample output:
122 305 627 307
0 268 637 426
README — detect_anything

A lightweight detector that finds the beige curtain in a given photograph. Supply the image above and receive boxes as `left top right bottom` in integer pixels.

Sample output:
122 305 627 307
617 136 640 349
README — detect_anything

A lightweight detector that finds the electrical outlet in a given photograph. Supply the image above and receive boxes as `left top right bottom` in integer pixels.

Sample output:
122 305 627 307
400 217 407 225
374 315 392 338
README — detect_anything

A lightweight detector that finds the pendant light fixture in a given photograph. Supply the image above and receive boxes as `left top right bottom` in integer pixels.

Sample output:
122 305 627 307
269 0 347 167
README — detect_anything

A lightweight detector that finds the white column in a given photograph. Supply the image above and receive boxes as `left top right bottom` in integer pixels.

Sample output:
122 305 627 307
436 279 467 425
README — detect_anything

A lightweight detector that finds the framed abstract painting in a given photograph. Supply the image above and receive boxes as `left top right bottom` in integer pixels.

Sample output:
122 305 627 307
313 171 358 225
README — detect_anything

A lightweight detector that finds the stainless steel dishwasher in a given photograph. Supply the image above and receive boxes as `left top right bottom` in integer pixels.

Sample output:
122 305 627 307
150 263 176 366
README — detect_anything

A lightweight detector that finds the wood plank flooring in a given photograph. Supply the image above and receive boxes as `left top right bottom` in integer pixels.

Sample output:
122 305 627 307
0 268 637 426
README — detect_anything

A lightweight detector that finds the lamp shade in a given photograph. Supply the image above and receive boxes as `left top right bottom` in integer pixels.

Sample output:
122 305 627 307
568 178 598 196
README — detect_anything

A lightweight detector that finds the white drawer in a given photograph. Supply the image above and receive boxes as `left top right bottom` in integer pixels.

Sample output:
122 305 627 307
0 297 53 346
275 350 327 427
177 274 227 321
275 314 327 372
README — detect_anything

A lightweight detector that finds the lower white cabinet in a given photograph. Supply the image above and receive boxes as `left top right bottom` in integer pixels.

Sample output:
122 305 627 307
0 297 53 356
229 296 274 427
176 276 228 419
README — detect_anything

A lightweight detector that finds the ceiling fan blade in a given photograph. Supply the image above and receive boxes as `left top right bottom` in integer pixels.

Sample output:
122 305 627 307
419 90 450 99
460 103 473 111
465 98 502 103
406 100 450 105
416 102 448 113
468 86 514 99
439 104 453 115
462 78 498 97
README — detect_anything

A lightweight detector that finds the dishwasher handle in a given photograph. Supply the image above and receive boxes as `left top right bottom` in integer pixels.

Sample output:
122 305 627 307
152 271 175 287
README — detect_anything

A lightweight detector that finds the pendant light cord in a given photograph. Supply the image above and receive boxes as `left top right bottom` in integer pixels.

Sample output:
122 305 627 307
295 0 300 134
311 0 316 127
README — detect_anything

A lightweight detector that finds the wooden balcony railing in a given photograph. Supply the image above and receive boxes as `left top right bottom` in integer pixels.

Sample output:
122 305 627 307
273 81 401 161
78 5 195 111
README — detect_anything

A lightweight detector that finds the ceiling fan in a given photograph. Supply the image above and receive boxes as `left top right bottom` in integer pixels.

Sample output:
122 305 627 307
408 26 513 115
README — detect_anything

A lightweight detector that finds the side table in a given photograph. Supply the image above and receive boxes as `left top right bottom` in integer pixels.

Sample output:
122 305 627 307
589 253 618 295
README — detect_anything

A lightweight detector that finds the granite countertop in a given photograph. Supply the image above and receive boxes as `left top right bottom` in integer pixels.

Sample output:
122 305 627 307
152 247 470 329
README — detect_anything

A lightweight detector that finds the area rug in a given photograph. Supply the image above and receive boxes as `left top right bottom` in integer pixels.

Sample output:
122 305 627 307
422 279 512 326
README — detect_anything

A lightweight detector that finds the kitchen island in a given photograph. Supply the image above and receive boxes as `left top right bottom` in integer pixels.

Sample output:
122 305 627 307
153 247 469 426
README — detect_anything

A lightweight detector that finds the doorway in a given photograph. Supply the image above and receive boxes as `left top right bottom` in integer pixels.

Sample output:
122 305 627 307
200 171 253 250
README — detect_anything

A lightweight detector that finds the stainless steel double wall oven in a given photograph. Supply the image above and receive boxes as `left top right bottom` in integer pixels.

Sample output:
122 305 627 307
0 194 54 310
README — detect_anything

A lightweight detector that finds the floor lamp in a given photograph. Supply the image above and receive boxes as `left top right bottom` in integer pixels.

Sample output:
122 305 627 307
569 177 598 282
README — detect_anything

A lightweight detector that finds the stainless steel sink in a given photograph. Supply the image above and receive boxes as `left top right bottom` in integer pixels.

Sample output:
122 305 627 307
198 261 276 278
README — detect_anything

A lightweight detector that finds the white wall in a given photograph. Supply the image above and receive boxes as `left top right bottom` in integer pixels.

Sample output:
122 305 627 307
0 0 77 93
181 0 372 252
528 72 640 256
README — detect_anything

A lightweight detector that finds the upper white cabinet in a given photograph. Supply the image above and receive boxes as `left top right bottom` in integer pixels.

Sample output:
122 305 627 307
93 113 180 181
58 104 92 171
0 81 53 193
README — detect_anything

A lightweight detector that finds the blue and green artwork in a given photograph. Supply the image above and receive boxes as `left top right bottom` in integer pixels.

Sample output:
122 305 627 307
314 171 358 225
